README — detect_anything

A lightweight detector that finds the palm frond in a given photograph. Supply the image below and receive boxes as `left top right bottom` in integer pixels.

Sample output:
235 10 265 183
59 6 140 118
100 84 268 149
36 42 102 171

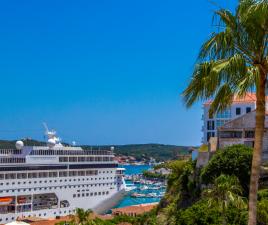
238 0 257 17
182 61 221 108
215 9 237 31
183 54 249 114
208 84 233 116
242 0 268 28
183 0 268 116
235 66 259 96
202 174 246 212
198 30 235 60
213 54 247 76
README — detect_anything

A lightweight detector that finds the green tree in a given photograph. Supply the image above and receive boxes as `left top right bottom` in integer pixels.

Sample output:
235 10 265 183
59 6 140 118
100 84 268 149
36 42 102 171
182 1 268 224
257 199 268 225
257 189 268 200
201 145 252 194
175 200 247 225
256 189 268 225
71 208 94 225
175 200 222 225
203 174 247 225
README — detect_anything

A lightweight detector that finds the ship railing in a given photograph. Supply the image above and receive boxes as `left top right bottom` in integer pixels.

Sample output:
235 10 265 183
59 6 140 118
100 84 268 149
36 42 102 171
29 150 113 156
0 149 22 155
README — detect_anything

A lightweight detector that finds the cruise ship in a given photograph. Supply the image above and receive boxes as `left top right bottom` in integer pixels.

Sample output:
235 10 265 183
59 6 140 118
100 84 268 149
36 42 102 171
0 124 126 223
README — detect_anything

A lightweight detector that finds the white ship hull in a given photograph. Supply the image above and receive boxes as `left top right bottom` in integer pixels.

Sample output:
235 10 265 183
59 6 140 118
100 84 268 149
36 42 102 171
0 167 126 223
0 128 126 223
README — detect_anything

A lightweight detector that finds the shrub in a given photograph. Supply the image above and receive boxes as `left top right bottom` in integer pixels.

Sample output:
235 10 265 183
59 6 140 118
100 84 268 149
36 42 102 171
201 144 252 194
258 189 268 201
257 199 268 225
175 200 247 225
175 200 222 225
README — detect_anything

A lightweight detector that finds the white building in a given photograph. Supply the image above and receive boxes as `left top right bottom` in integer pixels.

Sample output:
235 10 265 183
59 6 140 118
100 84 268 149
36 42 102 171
202 93 261 144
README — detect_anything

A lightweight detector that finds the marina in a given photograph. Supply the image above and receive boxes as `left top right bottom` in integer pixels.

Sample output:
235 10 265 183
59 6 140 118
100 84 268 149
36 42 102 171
114 165 166 209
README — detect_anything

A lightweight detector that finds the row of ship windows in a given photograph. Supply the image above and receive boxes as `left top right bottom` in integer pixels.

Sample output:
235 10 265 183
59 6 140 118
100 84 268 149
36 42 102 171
1 176 117 186
0 169 114 180
0 209 76 222
59 156 114 162
30 149 113 156
0 158 25 163
73 191 109 198
0 156 115 164
0 183 117 193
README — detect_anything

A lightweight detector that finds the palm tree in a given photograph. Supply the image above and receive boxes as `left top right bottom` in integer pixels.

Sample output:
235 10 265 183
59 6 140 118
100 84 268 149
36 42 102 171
71 208 94 225
203 174 247 224
182 1 268 224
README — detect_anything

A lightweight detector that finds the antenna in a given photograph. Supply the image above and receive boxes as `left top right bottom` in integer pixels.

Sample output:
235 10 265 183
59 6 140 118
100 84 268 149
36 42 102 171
42 122 57 138
43 122 49 135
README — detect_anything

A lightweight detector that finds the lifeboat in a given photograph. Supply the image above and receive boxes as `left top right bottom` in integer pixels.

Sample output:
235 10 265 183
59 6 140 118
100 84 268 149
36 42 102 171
17 196 26 204
0 197 13 205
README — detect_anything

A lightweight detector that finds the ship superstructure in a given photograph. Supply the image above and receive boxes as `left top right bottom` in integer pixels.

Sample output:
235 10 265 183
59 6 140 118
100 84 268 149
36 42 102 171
0 125 126 223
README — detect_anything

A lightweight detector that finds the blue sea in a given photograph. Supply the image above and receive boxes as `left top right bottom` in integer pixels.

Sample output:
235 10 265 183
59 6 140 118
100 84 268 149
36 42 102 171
114 164 163 208
123 164 151 175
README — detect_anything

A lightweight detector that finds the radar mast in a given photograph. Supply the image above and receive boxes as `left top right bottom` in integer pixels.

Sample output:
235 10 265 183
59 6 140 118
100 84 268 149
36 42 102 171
43 122 63 148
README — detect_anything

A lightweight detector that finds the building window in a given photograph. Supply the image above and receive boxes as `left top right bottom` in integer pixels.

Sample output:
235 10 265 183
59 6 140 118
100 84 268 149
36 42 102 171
236 107 241 115
216 109 231 119
246 107 251 113
216 120 229 128
207 121 215 130
207 132 215 142
219 131 242 138
245 131 254 138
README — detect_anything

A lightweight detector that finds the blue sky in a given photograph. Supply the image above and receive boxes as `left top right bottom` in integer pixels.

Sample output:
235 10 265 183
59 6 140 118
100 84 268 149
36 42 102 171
0 0 236 145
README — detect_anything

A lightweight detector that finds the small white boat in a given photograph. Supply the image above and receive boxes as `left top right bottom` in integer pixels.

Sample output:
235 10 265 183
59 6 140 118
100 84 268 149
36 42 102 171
139 185 149 191
131 193 146 198
148 186 160 190
125 184 137 192
146 193 158 198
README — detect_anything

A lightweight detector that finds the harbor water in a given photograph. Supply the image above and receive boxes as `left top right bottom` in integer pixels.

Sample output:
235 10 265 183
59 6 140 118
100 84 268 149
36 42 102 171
114 164 165 208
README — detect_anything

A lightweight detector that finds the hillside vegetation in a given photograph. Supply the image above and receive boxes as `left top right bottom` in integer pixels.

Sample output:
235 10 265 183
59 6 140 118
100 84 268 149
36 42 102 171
64 145 268 225
87 144 193 161
0 139 47 148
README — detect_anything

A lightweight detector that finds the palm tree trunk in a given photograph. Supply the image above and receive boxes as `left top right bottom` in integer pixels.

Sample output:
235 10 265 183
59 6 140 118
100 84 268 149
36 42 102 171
248 72 266 225
222 207 227 225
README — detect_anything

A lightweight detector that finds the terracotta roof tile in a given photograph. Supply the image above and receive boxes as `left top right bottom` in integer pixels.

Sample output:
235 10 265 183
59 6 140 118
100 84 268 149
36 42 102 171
23 214 114 225
24 216 71 225
204 92 268 106
112 203 157 215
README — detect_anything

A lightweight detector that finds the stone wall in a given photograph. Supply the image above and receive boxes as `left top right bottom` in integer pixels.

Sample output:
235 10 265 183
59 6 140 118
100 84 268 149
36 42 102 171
262 130 268 161
218 139 244 149
218 134 268 162
196 152 210 168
